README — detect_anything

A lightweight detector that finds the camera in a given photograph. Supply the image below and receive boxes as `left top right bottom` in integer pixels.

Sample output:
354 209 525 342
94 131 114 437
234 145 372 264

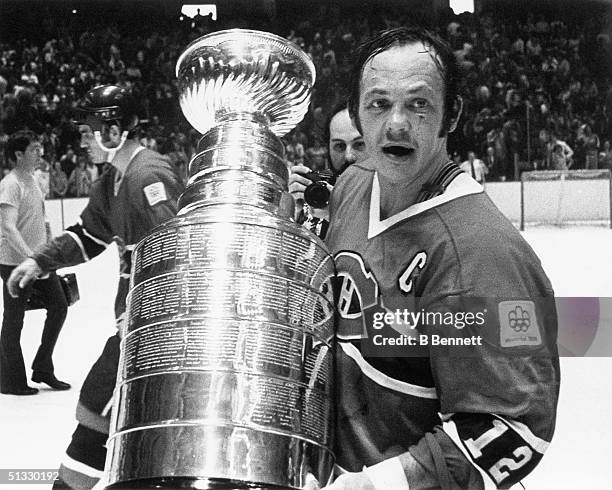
303 170 336 208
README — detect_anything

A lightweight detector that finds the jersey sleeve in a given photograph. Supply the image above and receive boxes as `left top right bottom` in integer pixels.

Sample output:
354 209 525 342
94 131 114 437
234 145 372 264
137 164 182 234
31 180 113 271
409 236 560 489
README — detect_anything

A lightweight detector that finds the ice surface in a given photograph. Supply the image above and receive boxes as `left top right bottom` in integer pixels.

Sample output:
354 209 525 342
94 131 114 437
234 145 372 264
0 229 611 489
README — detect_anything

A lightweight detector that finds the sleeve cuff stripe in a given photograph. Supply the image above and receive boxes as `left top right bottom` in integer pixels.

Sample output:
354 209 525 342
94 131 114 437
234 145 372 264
441 413 550 455
62 455 104 478
82 228 109 248
101 396 114 417
493 415 550 454
442 420 498 490
65 231 90 261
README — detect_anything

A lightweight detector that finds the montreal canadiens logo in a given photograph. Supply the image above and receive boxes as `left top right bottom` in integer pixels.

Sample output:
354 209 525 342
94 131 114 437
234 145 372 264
335 252 380 321
334 251 420 339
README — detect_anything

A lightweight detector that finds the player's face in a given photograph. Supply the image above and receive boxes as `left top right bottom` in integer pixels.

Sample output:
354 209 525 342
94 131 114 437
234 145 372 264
79 124 107 163
357 42 448 183
78 122 122 163
328 108 366 174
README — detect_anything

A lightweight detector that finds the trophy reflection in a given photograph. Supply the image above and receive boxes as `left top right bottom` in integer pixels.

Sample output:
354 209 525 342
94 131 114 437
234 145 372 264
104 30 335 489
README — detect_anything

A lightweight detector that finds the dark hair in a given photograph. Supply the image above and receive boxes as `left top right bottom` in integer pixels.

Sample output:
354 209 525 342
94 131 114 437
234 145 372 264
5 129 39 163
347 26 461 137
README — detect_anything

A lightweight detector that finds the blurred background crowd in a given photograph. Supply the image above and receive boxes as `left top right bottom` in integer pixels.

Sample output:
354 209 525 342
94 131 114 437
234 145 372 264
0 0 611 198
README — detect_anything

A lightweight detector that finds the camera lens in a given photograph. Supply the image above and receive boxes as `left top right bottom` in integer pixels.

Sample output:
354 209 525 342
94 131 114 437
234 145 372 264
304 182 330 208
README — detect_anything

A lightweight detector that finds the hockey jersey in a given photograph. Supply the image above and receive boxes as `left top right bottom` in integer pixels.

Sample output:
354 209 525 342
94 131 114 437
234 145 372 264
326 161 560 489
39 149 184 488
32 147 184 320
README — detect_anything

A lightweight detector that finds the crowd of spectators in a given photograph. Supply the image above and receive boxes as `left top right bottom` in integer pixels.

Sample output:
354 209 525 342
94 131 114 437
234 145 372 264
0 1 610 196
446 7 612 180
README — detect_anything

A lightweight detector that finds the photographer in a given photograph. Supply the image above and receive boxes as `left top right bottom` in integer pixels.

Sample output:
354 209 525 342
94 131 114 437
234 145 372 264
289 102 366 238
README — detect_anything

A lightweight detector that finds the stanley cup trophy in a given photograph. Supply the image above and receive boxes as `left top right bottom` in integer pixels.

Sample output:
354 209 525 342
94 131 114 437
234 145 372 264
104 30 335 489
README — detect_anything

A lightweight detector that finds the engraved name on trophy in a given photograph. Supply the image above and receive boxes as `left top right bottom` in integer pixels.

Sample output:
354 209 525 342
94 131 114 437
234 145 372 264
104 29 335 489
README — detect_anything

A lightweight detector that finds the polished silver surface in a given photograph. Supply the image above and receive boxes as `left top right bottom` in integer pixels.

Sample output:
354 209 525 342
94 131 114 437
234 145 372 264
105 29 333 490
177 172 284 215
176 29 315 137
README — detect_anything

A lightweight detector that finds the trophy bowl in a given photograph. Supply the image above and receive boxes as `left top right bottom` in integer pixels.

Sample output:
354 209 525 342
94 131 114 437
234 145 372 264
176 29 315 137
104 30 335 490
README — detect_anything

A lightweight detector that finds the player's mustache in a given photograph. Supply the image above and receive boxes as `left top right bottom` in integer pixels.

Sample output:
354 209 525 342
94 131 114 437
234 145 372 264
384 127 416 146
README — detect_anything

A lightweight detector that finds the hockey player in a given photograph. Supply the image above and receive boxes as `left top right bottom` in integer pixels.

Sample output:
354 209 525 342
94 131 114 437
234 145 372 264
313 27 560 489
7 85 184 489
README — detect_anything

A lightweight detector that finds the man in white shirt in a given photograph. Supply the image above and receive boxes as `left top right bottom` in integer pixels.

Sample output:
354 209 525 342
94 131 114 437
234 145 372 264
0 130 69 396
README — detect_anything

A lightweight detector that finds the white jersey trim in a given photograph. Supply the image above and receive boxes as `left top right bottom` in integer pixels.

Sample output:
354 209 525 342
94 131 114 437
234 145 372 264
130 145 145 160
62 454 104 478
83 228 109 248
76 219 110 248
101 394 114 417
442 419 498 490
442 419 527 490
65 231 90 261
493 415 550 454
340 342 438 399
337 332 364 341
368 172 483 239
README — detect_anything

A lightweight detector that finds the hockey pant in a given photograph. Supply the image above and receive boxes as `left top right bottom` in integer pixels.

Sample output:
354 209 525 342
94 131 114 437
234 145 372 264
54 334 120 490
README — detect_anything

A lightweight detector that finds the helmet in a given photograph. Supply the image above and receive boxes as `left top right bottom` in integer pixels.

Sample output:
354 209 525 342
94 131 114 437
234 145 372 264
74 85 140 158
73 85 138 131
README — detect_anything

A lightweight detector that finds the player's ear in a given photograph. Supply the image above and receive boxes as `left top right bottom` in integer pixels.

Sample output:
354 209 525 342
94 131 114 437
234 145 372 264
126 114 139 131
108 124 122 142
447 96 463 135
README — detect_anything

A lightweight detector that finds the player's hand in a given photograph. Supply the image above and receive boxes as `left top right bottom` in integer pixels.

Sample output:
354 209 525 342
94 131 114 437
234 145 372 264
320 472 376 490
288 164 313 202
302 472 321 490
7 258 43 298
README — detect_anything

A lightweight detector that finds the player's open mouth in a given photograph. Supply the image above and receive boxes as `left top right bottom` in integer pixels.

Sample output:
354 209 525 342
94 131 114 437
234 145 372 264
382 146 415 158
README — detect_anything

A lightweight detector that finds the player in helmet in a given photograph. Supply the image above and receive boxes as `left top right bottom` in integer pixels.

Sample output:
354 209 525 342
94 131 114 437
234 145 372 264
8 85 184 490
73 85 140 164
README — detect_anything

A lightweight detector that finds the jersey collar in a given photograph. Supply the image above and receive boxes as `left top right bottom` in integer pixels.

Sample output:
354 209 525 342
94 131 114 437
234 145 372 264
368 162 483 239
130 145 145 161
113 145 146 196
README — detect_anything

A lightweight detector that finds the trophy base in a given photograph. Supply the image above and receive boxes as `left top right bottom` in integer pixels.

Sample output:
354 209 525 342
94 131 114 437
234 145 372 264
105 477 290 489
